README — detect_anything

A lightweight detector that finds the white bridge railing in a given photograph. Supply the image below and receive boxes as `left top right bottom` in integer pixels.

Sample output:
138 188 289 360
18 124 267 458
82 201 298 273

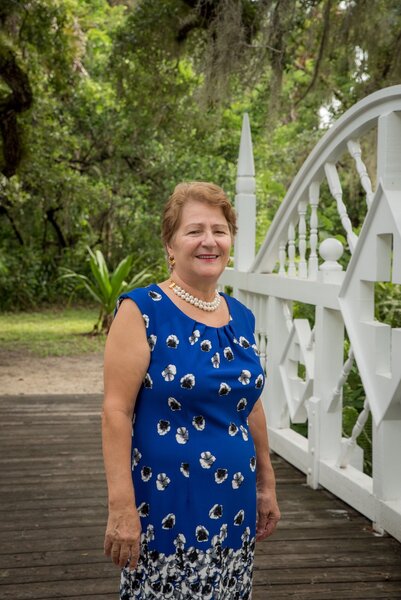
220 86 401 543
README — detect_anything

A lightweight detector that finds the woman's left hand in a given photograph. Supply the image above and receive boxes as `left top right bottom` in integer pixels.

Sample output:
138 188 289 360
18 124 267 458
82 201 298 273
255 489 281 541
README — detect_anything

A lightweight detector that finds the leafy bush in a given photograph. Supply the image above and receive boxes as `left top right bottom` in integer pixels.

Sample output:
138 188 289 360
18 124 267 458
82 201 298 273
60 247 152 332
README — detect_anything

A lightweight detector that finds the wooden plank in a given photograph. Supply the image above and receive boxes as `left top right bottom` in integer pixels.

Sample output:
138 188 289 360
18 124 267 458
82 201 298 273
0 393 400 600
0 561 118 585
1 543 400 572
0 579 118 600
255 537 401 555
253 564 401 584
3 560 399 588
0 525 108 543
252 581 401 599
0 535 106 556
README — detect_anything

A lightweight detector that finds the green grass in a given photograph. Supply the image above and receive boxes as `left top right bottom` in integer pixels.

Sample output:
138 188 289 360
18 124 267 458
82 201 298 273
0 306 106 357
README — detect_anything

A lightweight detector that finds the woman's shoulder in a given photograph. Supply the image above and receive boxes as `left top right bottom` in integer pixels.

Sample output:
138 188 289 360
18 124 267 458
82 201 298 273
116 284 160 313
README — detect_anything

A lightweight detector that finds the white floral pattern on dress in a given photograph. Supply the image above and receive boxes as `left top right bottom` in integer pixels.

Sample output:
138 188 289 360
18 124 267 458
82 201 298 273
120 525 255 600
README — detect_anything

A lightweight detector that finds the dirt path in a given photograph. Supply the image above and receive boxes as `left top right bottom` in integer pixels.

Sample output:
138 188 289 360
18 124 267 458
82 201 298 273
0 350 104 395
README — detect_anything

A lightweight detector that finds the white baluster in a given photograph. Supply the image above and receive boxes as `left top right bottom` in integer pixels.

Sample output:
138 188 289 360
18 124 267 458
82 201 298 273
287 222 297 277
259 333 268 374
253 294 268 372
308 182 320 280
328 346 355 411
278 240 287 276
282 300 293 332
347 139 374 208
298 200 308 279
306 326 315 351
337 396 370 468
324 162 359 254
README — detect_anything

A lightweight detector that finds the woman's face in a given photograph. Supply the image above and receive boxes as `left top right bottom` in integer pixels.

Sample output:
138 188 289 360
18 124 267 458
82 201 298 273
167 199 232 285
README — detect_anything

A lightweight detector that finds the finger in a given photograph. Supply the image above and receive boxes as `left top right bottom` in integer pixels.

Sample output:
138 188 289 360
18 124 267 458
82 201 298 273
104 534 113 556
256 513 268 536
128 538 141 568
129 550 140 571
266 519 279 536
111 542 122 566
119 543 131 568
256 517 279 541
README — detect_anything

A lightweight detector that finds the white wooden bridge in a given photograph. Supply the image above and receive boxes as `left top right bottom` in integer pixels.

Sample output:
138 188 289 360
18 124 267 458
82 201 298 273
221 85 401 545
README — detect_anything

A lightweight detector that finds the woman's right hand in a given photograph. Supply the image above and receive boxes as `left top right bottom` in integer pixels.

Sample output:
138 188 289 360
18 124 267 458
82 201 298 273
104 504 142 569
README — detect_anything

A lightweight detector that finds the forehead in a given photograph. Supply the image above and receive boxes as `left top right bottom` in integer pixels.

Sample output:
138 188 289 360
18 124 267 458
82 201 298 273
178 199 228 226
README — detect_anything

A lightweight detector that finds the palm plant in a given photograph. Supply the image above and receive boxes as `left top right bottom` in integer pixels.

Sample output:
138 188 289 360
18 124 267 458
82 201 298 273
60 247 151 333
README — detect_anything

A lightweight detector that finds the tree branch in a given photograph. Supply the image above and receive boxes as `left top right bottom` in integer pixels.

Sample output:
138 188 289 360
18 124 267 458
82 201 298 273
0 201 24 245
46 207 67 249
294 0 332 106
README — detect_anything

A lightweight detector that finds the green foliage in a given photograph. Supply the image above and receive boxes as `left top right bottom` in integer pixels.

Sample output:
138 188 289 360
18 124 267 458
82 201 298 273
1 1 399 476
60 247 152 332
3 0 399 312
375 282 401 328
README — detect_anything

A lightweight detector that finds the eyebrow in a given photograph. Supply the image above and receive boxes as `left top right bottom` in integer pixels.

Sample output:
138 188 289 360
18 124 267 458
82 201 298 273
184 222 229 229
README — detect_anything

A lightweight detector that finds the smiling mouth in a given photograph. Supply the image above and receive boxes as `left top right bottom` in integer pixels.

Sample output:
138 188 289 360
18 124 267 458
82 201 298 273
196 254 219 259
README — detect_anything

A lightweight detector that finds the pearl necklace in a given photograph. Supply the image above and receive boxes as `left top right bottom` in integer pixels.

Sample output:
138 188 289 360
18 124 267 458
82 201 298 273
169 280 221 312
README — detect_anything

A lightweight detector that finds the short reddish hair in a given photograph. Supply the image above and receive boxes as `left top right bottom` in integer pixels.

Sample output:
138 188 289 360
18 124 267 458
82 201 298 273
161 181 237 247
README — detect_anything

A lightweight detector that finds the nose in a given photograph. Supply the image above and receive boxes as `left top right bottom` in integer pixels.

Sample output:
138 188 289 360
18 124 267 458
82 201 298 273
200 229 216 246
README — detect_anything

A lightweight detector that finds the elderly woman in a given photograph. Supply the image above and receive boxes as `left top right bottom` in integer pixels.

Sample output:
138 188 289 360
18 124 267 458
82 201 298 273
102 181 280 599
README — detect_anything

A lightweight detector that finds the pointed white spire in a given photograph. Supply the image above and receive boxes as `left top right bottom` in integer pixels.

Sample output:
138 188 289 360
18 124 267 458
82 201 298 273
237 113 255 184
236 114 256 196
237 113 255 178
234 113 256 271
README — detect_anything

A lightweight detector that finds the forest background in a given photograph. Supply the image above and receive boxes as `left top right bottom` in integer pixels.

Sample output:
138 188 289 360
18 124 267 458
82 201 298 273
2 0 401 312
2 0 401 472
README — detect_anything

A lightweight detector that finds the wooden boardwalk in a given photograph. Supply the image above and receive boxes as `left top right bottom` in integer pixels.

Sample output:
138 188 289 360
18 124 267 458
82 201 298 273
0 394 400 600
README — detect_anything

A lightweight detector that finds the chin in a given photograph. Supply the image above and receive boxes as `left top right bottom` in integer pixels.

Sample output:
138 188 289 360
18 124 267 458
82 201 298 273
196 266 224 279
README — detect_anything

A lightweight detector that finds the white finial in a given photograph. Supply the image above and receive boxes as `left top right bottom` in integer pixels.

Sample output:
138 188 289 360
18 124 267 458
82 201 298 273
319 238 344 271
236 113 255 194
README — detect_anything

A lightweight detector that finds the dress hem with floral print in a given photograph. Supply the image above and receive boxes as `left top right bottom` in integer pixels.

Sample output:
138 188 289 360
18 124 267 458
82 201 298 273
120 524 255 600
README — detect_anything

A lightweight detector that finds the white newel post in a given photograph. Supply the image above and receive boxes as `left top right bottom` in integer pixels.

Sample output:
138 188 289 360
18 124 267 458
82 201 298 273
307 241 345 489
234 113 256 278
372 111 401 539
372 421 401 537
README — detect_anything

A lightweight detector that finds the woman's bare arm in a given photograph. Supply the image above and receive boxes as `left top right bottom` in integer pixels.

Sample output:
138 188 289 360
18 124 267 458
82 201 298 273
248 398 281 541
102 299 150 568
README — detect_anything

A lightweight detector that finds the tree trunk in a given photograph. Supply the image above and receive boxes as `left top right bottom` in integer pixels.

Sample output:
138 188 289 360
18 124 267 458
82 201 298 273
0 42 33 177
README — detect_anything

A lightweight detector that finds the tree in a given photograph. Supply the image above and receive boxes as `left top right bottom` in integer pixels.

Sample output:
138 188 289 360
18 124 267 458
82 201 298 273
1 0 400 309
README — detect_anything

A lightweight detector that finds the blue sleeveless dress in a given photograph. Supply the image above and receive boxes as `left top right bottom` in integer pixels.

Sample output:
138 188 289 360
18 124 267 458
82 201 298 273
117 284 265 600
